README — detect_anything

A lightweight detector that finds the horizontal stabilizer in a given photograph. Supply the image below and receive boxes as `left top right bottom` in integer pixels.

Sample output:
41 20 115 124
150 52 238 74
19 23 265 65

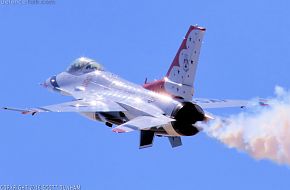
112 115 174 133
192 98 249 109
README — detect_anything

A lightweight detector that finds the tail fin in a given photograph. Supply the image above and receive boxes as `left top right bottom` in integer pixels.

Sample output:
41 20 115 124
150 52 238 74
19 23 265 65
165 25 205 99
143 26 205 100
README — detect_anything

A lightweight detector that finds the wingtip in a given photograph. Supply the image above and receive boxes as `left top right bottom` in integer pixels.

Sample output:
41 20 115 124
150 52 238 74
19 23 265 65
258 99 269 107
190 25 206 31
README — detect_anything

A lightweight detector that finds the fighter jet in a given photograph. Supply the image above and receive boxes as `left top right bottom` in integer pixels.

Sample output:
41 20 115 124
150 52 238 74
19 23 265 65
3 26 250 148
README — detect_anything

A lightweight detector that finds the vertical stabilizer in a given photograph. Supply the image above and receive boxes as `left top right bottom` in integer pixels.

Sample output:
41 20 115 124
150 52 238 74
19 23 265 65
144 26 205 100
165 25 206 100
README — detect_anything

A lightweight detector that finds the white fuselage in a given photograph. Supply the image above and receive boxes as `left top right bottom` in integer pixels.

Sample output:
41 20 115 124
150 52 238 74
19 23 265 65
46 70 185 136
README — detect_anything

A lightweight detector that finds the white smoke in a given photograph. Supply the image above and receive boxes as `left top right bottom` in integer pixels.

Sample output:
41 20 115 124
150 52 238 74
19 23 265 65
204 86 290 165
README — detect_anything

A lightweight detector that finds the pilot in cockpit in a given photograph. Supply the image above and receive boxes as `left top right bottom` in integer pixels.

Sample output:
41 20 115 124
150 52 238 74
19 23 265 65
67 57 104 75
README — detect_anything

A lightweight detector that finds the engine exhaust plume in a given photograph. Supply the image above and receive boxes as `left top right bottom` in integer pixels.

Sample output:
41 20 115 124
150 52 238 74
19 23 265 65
204 86 290 165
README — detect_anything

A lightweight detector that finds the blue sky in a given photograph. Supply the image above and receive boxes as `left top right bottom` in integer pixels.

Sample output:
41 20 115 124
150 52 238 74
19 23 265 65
1 0 290 189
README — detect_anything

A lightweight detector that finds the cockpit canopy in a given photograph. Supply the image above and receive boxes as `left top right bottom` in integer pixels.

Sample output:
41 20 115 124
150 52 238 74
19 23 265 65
67 57 104 75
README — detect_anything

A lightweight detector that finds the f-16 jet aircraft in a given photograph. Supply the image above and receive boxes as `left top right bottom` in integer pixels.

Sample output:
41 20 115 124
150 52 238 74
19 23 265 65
3 26 250 148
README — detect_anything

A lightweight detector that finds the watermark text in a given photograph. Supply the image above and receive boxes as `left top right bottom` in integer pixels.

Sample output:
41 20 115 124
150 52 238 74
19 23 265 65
0 0 56 5
0 185 80 190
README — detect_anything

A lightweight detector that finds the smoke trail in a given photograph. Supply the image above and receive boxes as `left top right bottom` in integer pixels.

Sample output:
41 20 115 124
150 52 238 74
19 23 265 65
203 86 290 165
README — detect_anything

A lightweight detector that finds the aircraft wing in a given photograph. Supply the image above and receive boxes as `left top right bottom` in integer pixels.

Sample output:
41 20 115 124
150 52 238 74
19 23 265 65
72 82 166 117
192 98 250 109
2 99 126 115
112 115 174 133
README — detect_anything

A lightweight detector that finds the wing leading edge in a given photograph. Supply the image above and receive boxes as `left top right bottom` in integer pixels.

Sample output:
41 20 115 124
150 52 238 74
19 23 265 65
2 99 126 115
